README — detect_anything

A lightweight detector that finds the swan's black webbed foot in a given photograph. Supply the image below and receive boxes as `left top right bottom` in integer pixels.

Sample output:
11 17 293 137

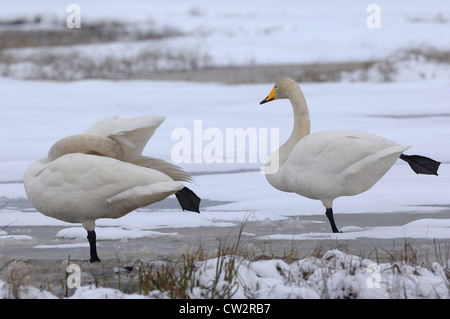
175 187 201 213
400 154 440 175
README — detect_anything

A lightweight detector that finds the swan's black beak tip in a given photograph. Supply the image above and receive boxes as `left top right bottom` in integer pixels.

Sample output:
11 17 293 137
260 96 273 105
260 87 276 105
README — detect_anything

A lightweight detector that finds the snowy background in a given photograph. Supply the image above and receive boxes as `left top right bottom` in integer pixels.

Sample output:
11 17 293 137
0 0 449 298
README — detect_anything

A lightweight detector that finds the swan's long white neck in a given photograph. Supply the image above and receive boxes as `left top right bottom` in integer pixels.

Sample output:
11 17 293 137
264 83 311 191
277 86 311 166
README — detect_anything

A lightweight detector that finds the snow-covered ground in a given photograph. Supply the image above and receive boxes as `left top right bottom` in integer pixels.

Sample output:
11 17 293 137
0 1 449 298
2 0 450 65
1 0 450 80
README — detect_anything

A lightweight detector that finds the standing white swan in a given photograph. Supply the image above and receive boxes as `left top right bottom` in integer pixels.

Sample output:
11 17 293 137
24 116 200 262
260 78 440 233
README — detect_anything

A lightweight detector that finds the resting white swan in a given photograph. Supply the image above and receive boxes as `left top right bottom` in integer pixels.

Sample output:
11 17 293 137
260 78 440 233
24 116 200 262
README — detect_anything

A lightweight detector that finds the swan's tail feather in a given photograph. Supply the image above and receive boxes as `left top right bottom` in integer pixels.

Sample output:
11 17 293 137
134 157 194 183
400 154 440 176
175 187 201 213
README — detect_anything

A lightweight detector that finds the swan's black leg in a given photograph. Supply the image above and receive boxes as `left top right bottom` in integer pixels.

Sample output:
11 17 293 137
325 208 341 233
87 230 101 263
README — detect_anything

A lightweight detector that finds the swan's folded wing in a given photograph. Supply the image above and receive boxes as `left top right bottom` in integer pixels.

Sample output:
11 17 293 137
85 116 166 162
292 130 400 174
112 116 166 161
107 181 184 210
340 144 411 195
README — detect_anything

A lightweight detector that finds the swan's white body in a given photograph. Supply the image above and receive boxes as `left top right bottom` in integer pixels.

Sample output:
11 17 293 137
260 78 426 232
24 116 197 261
265 129 410 208
24 153 183 230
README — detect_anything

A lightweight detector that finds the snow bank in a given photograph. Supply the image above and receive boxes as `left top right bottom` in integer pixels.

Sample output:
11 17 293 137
56 226 181 241
259 219 450 241
1 0 450 81
3 0 450 64
1 249 448 299
189 250 449 299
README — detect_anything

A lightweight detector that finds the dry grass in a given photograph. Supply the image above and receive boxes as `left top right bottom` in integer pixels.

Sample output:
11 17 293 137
0 48 212 80
0 17 183 49
2 229 448 299
0 16 211 80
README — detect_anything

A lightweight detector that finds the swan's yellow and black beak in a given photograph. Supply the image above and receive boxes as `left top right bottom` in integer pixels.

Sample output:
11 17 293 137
260 87 276 105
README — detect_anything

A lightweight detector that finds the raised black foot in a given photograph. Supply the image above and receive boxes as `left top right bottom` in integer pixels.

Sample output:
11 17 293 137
400 154 440 175
87 230 101 263
175 187 201 213
325 208 342 233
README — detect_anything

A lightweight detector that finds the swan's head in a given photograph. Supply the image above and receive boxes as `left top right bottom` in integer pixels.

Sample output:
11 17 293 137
260 78 299 105
48 134 124 161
